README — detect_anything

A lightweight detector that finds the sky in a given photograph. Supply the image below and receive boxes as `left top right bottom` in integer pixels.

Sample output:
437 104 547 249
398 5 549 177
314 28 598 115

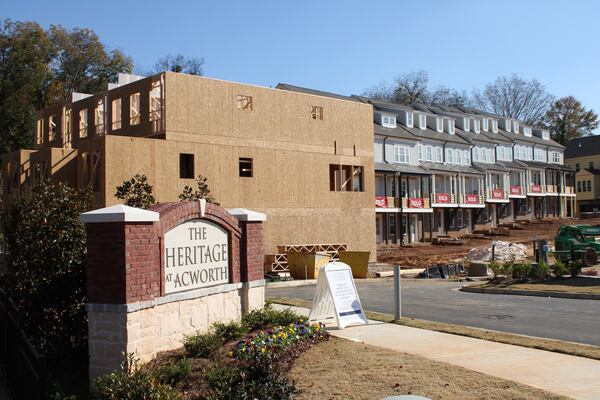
4 0 600 113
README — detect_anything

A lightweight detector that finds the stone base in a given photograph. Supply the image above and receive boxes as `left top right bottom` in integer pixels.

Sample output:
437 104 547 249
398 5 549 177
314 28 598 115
87 280 265 379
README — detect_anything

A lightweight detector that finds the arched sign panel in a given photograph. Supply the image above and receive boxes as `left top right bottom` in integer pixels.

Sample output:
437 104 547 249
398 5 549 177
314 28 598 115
164 219 229 294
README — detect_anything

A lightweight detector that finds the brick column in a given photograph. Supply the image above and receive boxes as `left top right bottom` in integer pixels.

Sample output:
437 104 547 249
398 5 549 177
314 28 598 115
228 208 267 312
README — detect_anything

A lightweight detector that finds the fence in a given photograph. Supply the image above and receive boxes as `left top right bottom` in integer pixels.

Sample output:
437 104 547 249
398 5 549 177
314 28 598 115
0 289 48 400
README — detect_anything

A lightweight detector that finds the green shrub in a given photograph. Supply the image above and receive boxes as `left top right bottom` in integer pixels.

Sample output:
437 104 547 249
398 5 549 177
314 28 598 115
91 354 179 400
512 263 532 280
114 174 156 209
569 260 582 278
203 365 239 395
501 261 514 277
3 180 91 353
551 259 568 278
530 260 551 280
489 261 502 277
178 175 218 204
151 357 191 386
211 321 247 342
241 304 303 331
183 332 221 358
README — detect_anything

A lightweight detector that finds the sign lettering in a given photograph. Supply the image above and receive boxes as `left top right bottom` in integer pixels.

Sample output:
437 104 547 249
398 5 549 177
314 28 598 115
492 189 504 199
164 219 229 294
465 194 479 204
510 185 522 195
531 184 541 193
375 196 387 208
408 198 423 208
435 193 451 204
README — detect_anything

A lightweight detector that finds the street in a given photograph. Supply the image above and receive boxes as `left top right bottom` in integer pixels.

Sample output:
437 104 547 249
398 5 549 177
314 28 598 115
267 279 600 346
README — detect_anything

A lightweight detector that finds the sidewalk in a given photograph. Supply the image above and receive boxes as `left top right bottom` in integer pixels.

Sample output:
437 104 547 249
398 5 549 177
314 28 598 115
273 304 600 400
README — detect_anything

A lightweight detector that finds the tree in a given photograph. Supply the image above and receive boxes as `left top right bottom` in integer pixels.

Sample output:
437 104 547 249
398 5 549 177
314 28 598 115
153 54 204 75
3 180 91 352
362 70 467 106
0 19 134 154
178 175 218 204
115 174 156 209
541 96 598 145
470 74 554 125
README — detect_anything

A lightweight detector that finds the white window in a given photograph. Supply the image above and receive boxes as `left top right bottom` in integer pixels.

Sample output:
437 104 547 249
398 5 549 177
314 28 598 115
473 119 481 133
435 147 442 162
491 119 498 133
523 127 532 137
463 118 470 132
382 114 396 128
515 146 520 160
527 147 533 160
505 119 511 132
426 145 433 162
463 150 470 165
418 114 427 130
482 118 489 131
542 131 550 140
446 148 453 163
393 145 410 164
473 147 479 161
488 148 494 162
498 146 504 160
418 144 423 161
552 151 561 163
447 119 455 134
455 149 462 165
406 112 413 128
482 147 487 162
513 121 520 133
436 117 443 132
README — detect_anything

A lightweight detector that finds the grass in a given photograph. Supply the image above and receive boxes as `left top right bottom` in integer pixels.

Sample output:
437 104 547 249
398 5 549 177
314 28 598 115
477 277 600 295
268 296 600 361
290 337 570 400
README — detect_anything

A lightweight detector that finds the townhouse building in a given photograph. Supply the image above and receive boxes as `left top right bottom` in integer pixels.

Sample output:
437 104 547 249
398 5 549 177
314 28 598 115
1 73 377 262
565 135 600 216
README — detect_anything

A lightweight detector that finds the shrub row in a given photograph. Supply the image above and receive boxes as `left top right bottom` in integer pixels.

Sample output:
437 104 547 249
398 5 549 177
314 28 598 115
489 259 582 280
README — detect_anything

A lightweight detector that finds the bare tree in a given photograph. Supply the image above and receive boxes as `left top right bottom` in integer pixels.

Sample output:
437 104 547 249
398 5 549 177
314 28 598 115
542 96 598 145
470 74 554 126
153 54 204 75
362 70 467 107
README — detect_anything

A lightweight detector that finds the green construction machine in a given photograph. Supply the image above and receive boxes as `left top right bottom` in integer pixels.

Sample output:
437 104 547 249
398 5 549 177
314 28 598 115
553 224 600 267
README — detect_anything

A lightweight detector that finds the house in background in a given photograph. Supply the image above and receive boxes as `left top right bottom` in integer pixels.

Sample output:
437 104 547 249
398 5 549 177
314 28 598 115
565 135 600 216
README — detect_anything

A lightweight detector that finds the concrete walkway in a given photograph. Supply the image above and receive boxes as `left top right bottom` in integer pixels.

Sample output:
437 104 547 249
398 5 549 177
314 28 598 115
274 304 600 400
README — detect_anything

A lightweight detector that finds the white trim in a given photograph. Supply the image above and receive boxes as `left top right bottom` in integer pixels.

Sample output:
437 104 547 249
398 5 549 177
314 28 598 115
80 204 160 223
228 208 267 221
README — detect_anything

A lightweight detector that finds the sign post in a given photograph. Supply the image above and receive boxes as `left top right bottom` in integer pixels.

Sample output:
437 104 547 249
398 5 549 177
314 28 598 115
309 261 367 329
394 265 401 320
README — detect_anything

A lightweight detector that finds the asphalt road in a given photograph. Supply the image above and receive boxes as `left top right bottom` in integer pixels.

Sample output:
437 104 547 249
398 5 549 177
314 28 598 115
267 279 600 346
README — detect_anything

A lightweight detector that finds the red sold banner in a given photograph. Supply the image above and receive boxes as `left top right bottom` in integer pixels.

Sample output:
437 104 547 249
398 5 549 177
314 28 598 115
465 194 479 204
530 185 541 193
408 198 424 208
510 185 521 195
435 193 451 204
492 189 504 199
375 196 387 208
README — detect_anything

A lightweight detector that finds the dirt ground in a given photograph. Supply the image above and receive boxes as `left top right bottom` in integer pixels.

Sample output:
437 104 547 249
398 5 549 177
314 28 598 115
290 337 569 400
377 217 600 268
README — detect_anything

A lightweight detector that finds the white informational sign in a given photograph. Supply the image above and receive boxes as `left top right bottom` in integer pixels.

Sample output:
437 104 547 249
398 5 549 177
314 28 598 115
308 261 367 329
164 219 229 294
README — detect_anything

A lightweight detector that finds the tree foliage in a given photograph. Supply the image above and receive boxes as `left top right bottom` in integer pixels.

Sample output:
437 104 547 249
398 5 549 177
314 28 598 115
0 19 133 154
362 70 467 107
541 96 598 145
3 180 91 352
470 74 554 125
153 54 204 75
178 175 218 204
115 174 156 209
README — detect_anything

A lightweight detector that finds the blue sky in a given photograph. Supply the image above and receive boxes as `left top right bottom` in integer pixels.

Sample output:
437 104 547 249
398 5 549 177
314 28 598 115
4 0 600 113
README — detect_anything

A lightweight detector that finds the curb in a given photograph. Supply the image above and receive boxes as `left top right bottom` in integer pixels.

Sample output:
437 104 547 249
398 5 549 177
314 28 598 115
266 279 316 288
460 285 600 300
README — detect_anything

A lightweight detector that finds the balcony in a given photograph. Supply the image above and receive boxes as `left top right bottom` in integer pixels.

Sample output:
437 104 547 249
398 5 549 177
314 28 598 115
487 188 509 202
528 184 545 195
459 194 484 207
546 184 559 195
509 185 525 197
375 196 399 208
563 186 575 195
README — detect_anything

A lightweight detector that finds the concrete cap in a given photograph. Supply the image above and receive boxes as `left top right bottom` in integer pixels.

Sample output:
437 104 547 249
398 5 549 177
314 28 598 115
227 208 267 222
80 204 160 223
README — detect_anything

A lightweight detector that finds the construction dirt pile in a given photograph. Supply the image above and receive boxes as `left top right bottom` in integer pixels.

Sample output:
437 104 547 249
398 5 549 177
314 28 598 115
466 241 527 262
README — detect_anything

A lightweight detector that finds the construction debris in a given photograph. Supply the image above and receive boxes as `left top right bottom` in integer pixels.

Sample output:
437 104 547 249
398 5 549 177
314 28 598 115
466 241 527 262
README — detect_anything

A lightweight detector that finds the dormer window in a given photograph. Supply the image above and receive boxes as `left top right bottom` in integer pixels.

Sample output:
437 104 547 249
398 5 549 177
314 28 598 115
406 112 414 128
418 114 426 130
436 117 443 133
491 119 498 133
447 119 455 135
513 121 520 133
504 119 511 132
542 130 550 140
523 127 532 137
463 117 470 132
482 118 489 131
381 114 396 128
473 119 481 134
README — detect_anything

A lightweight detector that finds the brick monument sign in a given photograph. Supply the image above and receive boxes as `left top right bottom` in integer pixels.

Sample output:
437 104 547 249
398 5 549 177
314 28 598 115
81 200 266 378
